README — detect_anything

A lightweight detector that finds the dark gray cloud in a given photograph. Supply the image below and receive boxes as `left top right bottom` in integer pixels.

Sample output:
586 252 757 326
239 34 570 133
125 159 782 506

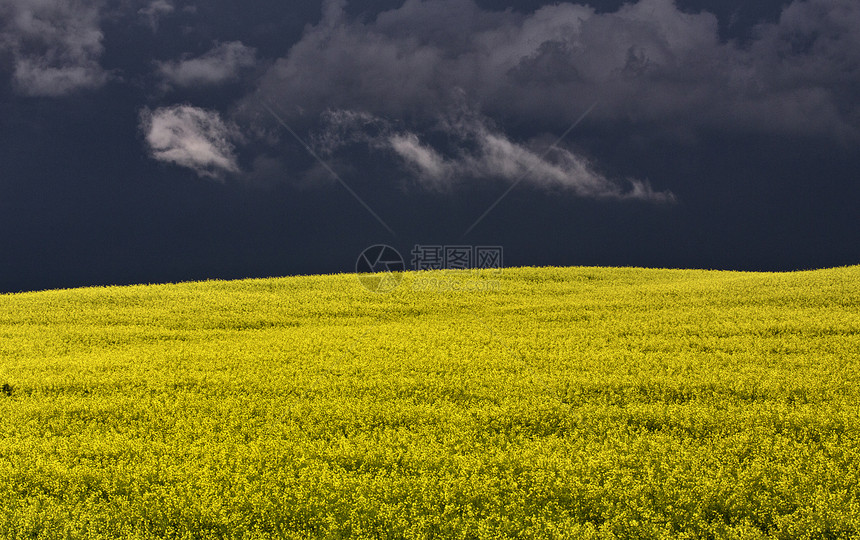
250 0 860 141
214 0 860 202
0 0 109 96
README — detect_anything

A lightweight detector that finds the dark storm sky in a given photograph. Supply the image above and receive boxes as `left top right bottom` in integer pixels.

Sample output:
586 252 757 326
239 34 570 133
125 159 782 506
1 0 858 293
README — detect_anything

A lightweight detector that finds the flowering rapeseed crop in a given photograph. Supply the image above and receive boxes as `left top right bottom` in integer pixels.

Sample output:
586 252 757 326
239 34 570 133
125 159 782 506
0 266 858 538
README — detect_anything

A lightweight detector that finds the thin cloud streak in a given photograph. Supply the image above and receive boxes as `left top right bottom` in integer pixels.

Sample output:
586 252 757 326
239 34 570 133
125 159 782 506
259 98 397 236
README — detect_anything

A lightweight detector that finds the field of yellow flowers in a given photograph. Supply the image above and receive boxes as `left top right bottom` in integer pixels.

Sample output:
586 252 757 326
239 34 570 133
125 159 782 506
0 266 858 539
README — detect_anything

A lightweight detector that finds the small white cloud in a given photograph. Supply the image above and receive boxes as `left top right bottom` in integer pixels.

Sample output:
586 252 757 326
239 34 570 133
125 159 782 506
140 105 242 180
138 0 175 31
157 41 256 88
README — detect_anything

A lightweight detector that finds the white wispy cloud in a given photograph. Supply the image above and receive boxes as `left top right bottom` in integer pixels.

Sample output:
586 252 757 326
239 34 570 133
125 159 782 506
313 108 675 201
140 105 242 180
389 133 449 186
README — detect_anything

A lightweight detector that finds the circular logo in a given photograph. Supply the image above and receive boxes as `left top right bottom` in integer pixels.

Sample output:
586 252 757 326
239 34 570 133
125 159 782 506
355 245 405 293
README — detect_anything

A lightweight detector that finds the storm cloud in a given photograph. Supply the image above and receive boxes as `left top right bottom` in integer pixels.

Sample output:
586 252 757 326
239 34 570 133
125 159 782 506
252 0 860 141
0 0 109 96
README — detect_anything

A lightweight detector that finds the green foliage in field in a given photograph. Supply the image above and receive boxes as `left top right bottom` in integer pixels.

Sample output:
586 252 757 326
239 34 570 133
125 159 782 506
1 266 859 539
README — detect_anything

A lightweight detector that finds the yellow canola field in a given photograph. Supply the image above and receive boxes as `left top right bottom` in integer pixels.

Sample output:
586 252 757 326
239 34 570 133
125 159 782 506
0 266 858 539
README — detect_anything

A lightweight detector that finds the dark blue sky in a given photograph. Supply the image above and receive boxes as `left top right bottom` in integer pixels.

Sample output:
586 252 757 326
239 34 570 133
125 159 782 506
1 0 858 293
